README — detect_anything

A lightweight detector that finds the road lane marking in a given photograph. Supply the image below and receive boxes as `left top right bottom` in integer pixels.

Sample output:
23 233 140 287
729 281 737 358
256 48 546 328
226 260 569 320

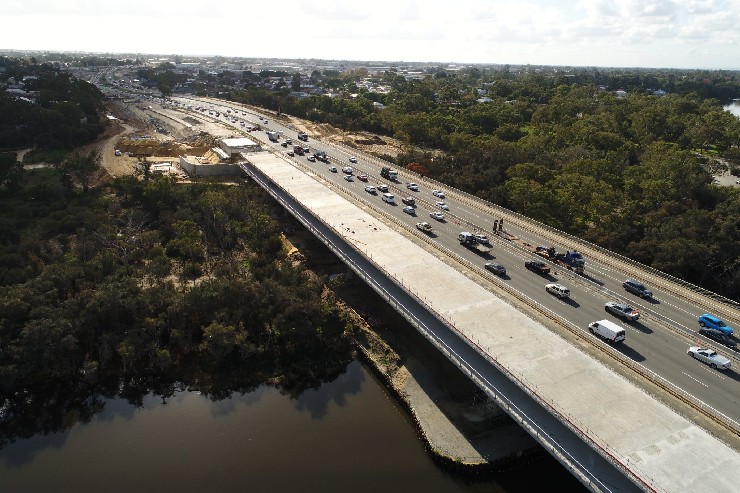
682 372 709 387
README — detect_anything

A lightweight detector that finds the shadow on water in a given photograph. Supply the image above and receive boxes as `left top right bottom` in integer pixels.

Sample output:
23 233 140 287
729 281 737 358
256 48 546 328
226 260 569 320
0 357 354 464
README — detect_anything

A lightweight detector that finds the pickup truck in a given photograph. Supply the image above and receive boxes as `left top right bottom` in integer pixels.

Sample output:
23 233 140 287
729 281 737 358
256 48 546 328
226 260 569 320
416 222 432 233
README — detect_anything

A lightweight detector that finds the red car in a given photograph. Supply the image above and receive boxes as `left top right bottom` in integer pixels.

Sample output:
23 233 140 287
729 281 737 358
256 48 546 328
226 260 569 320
357 174 368 182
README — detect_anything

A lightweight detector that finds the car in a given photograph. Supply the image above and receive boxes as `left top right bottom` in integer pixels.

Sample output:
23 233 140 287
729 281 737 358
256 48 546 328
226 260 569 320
698 314 734 335
484 262 506 275
114 149 122 156
364 185 377 194
349 156 357 163
303 146 310 153
416 222 432 232
406 183 419 191
545 283 570 299
474 234 490 244
357 174 368 182
342 166 353 174
285 139 292 144
604 302 640 321
307 155 316 162
525 260 550 275
286 151 294 156
329 166 337 173
378 184 389 193
623 279 653 298
687 346 731 370
403 206 415 215
436 202 449 210
281 142 288 147
699 327 738 351
401 196 415 206
430 211 445 221
432 190 445 198
263 119 268 124
344 175 353 182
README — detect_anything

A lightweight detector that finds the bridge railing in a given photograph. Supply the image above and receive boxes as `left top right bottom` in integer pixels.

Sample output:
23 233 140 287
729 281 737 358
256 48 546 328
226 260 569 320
242 161 662 493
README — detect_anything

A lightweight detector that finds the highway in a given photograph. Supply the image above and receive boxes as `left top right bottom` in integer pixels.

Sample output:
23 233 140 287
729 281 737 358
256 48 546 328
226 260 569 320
169 96 740 426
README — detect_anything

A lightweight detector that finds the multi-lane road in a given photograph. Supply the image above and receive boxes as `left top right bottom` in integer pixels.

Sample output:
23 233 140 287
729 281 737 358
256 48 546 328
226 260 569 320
166 95 740 427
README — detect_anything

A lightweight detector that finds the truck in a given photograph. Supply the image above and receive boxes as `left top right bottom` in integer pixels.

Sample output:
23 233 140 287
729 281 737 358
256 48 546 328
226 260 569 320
534 246 585 274
292 145 304 155
267 131 279 142
314 150 328 162
458 232 492 255
297 132 309 142
380 167 398 181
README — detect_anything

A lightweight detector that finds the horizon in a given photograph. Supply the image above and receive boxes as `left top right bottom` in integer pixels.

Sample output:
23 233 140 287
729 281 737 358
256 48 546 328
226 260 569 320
3 0 740 71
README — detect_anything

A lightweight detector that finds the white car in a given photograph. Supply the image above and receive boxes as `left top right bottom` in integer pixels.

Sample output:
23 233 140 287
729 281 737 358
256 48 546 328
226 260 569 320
406 183 419 191
349 156 357 163
114 149 122 156
344 174 353 182
474 234 490 244
307 155 316 162
545 283 570 299
430 211 445 221
364 185 377 194
329 166 337 173
436 202 449 211
432 190 445 198
687 346 731 370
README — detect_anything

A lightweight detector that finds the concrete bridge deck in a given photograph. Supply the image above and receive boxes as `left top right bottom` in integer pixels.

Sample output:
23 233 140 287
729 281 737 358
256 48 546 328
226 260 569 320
244 152 740 492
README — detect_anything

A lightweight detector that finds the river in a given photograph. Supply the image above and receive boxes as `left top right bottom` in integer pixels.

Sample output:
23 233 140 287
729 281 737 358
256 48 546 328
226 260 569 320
0 360 586 493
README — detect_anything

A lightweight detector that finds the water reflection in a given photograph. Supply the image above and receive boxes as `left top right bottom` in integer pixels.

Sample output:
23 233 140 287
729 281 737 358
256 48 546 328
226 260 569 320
0 360 585 493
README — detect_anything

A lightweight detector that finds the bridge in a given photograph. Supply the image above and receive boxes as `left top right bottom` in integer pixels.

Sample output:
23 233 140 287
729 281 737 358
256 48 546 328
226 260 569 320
238 150 739 492
162 96 740 492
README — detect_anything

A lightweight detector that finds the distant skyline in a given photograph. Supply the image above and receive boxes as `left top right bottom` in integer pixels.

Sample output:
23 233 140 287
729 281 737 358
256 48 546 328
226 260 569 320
3 0 740 70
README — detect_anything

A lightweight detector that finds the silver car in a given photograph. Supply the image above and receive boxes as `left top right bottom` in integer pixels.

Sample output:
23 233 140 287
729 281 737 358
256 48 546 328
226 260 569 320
604 301 640 321
687 346 731 370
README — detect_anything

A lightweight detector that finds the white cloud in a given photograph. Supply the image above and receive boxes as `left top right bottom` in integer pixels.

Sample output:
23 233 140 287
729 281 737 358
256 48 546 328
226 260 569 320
1 0 739 68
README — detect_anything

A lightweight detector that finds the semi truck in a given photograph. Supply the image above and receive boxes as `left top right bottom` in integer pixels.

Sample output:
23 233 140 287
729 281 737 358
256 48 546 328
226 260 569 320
381 167 398 181
458 232 492 255
533 246 585 274
266 131 279 142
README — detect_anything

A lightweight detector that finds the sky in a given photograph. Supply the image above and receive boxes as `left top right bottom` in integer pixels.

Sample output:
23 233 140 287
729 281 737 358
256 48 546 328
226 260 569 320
3 0 740 69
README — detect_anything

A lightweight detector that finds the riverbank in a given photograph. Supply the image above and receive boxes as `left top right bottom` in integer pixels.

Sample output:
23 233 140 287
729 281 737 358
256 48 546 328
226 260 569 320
283 229 540 470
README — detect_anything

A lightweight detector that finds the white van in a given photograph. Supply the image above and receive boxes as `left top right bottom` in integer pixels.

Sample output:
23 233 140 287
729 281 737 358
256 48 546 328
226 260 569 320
342 166 353 175
382 193 395 204
588 319 626 343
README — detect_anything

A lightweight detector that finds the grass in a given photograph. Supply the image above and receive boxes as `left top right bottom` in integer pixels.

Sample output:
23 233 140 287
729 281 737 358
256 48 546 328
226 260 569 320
23 148 70 164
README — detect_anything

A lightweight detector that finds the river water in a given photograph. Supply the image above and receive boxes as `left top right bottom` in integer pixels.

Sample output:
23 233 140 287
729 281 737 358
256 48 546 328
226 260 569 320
0 360 584 492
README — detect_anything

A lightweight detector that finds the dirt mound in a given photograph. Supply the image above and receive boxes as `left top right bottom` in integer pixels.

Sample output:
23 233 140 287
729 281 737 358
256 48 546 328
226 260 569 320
116 132 215 157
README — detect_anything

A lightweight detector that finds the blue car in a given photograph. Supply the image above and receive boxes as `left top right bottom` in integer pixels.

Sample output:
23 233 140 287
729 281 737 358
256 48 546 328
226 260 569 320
698 314 734 335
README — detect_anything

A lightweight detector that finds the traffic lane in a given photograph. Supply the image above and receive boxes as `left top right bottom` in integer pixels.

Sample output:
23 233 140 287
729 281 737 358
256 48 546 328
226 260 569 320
179 99 740 413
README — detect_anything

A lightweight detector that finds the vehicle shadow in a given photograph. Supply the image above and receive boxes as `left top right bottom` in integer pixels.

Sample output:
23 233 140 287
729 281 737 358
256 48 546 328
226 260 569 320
613 344 646 362
644 297 661 305
562 298 580 308
580 273 604 286
629 320 653 334
717 368 740 383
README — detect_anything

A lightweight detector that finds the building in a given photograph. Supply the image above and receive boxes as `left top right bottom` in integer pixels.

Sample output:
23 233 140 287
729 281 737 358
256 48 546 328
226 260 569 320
220 137 261 156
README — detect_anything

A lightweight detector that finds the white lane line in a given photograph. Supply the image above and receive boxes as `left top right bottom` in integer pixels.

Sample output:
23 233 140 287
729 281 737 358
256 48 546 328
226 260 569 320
682 371 709 387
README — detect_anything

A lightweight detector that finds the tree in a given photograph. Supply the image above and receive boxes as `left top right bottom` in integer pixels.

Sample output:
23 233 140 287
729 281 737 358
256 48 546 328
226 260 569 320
61 150 100 193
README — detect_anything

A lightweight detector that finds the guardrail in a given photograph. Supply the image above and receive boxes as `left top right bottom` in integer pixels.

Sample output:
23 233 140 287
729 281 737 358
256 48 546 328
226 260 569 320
242 160 662 493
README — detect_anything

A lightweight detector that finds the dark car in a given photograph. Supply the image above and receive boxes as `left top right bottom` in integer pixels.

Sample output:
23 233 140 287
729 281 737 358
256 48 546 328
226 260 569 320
699 327 738 351
485 262 506 276
623 279 653 298
525 260 550 275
